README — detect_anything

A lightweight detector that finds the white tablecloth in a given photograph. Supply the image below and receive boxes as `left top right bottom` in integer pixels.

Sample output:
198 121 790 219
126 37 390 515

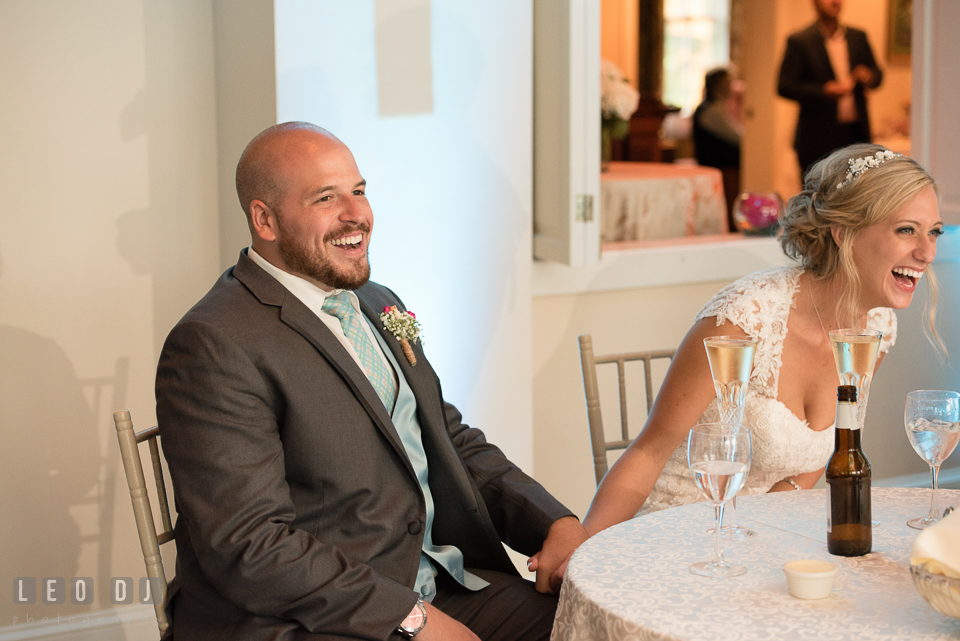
553 488 960 641
600 162 728 243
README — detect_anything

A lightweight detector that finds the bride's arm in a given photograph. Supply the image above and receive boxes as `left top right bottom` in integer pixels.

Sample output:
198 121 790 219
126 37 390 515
770 468 824 492
581 317 748 536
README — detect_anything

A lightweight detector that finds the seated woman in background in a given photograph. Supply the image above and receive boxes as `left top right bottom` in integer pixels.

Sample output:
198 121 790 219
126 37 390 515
693 66 742 229
581 143 944 536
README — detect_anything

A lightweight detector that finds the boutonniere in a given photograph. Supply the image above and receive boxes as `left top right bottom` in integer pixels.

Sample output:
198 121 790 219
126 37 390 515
380 306 422 366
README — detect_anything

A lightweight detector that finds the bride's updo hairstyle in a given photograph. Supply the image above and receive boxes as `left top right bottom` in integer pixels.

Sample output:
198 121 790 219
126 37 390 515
780 143 942 347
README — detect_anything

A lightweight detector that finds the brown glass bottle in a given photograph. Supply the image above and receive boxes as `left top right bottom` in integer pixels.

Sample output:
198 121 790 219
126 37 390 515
826 385 872 556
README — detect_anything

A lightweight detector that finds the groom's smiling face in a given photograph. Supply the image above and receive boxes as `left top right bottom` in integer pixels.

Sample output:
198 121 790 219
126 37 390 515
256 129 374 291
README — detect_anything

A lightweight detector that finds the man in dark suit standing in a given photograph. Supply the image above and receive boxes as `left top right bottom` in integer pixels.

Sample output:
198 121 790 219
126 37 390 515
155 121 586 640
778 0 883 177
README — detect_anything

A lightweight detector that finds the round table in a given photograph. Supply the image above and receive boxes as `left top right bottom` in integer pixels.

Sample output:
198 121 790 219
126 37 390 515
552 488 960 641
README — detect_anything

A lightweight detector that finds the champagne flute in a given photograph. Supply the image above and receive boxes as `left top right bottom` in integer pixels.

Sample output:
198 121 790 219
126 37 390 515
829 329 882 431
687 422 752 578
904 390 960 530
829 329 882 527
830 329 882 526
703 336 758 540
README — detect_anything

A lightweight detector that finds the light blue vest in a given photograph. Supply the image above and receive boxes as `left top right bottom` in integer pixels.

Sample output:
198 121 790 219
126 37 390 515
369 321 489 601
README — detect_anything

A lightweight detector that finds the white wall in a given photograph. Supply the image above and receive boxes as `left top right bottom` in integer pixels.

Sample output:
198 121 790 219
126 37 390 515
0 0 220 636
914 0 960 224
267 0 536 466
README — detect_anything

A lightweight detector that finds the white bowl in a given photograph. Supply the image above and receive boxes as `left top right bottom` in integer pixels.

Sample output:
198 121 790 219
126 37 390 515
911 563 960 620
783 559 839 599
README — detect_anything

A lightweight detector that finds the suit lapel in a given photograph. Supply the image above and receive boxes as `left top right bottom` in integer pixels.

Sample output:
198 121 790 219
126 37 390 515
233 253 413 470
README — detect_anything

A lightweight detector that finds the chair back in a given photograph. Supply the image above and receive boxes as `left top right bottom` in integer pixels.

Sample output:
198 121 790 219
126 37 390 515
113 409 174 637
578 335 676 486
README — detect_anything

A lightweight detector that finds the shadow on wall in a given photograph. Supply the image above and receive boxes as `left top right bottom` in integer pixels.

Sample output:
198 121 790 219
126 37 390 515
0 251 129 624
116 0 219 356
0 0 216 631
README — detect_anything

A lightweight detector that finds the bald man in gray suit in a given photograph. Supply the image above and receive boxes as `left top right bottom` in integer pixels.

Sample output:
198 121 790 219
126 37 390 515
156 122 586 641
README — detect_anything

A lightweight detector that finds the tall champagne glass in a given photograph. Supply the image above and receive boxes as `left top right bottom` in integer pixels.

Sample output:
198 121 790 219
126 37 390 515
687 422 752 578
703 336 758 540
830 329 882 526
904 390 960 529
829 330 882 431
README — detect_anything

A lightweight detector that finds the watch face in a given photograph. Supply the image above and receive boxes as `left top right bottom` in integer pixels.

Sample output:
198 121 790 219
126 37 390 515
400 601 426 636
405 610 425 629
397 600 427 639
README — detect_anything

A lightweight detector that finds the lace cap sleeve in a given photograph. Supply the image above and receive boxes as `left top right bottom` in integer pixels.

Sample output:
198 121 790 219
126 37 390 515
694 267 800 336
695 277 760 333
867 307 897 354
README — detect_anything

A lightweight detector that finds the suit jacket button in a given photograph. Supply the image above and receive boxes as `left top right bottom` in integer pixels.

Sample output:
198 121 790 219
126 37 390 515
408 521 422 535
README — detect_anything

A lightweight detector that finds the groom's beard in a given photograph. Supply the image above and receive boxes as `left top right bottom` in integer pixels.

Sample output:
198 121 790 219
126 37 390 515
275 219 372 290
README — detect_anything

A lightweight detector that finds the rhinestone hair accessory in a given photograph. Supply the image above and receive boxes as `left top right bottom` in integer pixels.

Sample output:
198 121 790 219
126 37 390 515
836 150 900 190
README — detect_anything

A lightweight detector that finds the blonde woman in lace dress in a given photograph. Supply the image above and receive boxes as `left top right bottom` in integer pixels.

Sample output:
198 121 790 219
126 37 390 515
577 144 945 541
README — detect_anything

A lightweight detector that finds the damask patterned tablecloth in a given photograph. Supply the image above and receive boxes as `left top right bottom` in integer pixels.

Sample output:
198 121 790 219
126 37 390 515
552 488 960 641
600 162 728 243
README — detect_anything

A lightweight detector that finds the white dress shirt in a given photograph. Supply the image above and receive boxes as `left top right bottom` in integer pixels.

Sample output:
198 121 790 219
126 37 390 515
247 247 397 390
822 25 858 124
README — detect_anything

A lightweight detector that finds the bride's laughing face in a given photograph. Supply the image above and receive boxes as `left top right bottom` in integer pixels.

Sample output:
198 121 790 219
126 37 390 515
849 186 942 311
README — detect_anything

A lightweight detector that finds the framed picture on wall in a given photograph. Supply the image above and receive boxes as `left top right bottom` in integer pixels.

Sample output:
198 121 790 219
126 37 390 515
888 0 911 63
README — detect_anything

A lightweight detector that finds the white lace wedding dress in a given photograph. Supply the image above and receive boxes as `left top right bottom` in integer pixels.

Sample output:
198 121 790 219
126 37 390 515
637 266 897 515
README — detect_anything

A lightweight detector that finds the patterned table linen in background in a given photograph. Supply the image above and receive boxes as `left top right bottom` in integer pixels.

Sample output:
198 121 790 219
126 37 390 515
552 488 960 641
600 162 727 244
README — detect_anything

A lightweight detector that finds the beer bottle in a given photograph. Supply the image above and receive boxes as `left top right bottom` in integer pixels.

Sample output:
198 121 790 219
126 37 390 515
826 385 872 556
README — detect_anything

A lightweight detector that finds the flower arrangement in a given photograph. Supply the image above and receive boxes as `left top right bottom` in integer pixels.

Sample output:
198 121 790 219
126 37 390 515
380 306 421 366
600 60 640 166
601 60 640 128
733 192 784 236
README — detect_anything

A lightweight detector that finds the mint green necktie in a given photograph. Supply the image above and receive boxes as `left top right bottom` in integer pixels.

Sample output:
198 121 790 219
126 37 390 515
322 292 397 414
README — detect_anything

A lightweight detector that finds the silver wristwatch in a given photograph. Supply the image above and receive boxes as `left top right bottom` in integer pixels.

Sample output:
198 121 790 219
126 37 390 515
396 596 427 638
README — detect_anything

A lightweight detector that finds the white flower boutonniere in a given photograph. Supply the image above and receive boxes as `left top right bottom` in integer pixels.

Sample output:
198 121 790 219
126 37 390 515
380 305 421 366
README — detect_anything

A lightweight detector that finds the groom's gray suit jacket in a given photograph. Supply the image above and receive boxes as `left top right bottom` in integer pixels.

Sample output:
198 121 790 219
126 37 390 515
155 250 572 640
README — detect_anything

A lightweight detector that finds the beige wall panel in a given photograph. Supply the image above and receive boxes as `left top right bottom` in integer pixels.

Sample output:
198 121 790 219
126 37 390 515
0 0 220 632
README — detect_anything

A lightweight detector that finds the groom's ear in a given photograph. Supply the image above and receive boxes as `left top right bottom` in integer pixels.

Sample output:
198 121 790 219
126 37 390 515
250 200 279 243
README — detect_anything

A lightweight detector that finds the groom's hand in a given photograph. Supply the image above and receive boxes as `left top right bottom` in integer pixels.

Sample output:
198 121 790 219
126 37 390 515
529 516 587 594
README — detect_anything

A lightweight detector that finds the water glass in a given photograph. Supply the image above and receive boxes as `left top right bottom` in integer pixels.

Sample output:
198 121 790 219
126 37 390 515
904 390 960 529
687 422 752 578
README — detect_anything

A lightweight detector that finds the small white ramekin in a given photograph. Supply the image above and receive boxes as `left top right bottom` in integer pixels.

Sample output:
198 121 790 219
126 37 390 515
782 559 839 599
